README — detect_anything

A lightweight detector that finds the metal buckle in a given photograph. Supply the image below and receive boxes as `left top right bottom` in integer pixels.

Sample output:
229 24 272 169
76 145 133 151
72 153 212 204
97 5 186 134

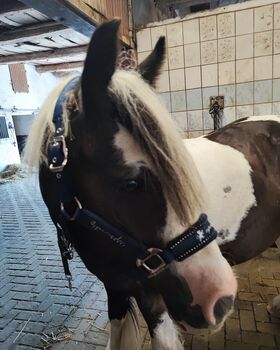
61 197 82 221
136 248 166 278
49 135 68 172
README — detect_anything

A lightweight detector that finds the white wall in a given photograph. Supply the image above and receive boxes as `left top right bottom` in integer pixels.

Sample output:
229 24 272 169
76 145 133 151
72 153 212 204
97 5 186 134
0 64 59 171
0 64 58 109
137 0 280 137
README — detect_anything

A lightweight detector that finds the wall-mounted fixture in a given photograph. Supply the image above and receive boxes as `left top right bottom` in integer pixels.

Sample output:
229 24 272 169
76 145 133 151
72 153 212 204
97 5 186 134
209 96 224 130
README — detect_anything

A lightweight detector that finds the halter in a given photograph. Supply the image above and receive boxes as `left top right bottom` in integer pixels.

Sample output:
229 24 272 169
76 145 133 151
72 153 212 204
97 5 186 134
47 77 217 288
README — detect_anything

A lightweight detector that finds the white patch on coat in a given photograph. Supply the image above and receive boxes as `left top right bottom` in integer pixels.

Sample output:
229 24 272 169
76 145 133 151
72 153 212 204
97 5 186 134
184 137 257 245
152 312 184 350
238 115 280 124
114 125 151 170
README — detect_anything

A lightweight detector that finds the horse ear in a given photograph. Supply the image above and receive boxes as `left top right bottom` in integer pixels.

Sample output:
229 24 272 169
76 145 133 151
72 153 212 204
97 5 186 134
81 20 120 114
138 36 166 87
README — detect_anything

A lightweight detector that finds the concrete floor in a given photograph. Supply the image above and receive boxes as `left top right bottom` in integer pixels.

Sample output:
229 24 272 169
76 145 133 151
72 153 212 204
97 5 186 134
1 178 280 349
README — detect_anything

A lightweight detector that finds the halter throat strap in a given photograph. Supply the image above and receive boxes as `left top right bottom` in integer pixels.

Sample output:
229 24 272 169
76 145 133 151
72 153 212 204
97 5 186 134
47 77 218 284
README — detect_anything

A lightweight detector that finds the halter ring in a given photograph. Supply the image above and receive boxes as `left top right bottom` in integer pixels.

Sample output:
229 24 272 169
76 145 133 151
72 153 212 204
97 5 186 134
136 248 166 277
61 197 82 221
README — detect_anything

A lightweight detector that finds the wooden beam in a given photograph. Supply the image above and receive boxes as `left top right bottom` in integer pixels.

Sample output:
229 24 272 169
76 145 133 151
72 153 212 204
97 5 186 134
19 0 96 38
0 45 87 64
0 22 67 45
35 60 83 73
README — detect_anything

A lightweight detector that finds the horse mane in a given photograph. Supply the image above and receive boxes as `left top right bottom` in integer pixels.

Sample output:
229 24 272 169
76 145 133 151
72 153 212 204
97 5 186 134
23 74 79 170
109 70 206 225
24 69 206 225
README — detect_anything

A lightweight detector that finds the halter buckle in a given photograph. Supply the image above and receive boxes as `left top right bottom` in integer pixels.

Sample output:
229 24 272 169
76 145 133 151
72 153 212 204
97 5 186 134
136 248 166 277
49 135 68 172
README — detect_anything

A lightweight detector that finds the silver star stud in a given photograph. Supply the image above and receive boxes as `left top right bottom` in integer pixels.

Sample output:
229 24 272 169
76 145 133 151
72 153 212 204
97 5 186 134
196 230 205 242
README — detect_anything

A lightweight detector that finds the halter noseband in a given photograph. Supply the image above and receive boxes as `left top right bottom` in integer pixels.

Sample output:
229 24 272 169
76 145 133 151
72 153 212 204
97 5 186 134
47 77 217 287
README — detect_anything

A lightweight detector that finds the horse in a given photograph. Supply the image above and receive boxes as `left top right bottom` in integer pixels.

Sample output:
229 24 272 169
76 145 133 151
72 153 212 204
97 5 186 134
23 20 280 350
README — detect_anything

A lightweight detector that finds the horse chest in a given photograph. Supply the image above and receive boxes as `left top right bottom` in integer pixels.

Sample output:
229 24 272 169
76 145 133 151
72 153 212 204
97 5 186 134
184 138 257 246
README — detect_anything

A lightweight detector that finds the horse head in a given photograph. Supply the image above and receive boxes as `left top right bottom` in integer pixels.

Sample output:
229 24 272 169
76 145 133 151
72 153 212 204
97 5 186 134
28 20 237 335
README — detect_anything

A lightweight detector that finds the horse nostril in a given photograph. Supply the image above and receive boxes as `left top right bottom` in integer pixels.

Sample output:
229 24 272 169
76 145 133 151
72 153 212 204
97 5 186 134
214 296 234 323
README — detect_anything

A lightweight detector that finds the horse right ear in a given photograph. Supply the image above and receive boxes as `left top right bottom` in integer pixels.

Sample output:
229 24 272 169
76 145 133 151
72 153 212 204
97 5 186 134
81 20 120 116
138 36 166 87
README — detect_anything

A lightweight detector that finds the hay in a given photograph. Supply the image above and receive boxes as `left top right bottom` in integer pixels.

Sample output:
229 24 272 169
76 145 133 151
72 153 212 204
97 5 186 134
0 164 28 184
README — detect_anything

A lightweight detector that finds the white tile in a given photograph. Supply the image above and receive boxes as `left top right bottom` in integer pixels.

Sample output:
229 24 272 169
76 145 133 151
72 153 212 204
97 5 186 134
151 26 166 47
184 43 200 67
217 12 235 38
254 5 273 32
254 103 272 116
183 19 199 44
219 85 235 106
218 38 235 62
150 28 169 71
188 110 203 130
137 51 151 64
275 3 280 30
171 90 186 112
274 55 280 78
138 50 167 72
159 92 171 112
236 105 253 119
274 30 280 55
236 34 253 60
172 112 188 131
189 130 204 138
137 28 152 52
219 61 235 85
170 69 185 91
203 109 214 129
273 102 280 114
157 70 170 92
202 64 218 87
185 66 201 89
168 46 184 69
236 59 253 83
200 16 217 41
201 40 217 65
167 22 183 47
254 31 272 57
254 56 272 81
223 107 236 125
236 9 253 35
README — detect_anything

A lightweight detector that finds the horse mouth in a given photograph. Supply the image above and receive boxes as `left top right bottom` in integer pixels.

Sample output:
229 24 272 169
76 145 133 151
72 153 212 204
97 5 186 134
177 319 225 335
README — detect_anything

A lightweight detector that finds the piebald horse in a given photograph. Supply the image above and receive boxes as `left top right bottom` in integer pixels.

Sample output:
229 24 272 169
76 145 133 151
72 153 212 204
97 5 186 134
24 20 280 350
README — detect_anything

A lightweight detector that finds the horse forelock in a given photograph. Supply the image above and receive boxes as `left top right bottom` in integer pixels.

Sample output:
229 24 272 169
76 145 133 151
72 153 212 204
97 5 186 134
23 74 79 171
110 69 207 225
24 68 207 226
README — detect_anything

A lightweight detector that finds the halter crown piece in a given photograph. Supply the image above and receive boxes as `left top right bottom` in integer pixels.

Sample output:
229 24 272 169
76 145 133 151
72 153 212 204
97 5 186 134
47 77 218 288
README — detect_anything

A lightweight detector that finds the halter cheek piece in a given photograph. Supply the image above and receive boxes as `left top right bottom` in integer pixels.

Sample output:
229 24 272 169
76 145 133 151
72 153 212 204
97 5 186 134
47 77 218 288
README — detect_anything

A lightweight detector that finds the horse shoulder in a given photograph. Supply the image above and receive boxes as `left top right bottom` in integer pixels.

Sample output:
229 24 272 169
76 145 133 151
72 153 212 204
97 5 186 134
183 136 256 245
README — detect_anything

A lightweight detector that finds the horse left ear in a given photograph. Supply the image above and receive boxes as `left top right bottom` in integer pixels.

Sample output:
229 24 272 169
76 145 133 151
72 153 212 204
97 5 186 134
138 36 166 87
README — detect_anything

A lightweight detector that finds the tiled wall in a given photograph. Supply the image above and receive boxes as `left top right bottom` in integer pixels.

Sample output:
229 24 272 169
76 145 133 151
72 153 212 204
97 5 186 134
136 0 280 137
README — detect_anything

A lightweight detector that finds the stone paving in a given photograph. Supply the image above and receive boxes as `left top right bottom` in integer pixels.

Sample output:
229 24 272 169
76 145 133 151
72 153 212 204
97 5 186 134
1 178 280 350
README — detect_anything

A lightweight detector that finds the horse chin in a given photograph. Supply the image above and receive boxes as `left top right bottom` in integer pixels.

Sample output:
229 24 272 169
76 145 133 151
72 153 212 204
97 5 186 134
177 319 225 335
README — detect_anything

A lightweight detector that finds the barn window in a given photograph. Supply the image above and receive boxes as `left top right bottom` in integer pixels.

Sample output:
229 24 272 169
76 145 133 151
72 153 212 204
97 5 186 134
0 117 9 139
8 64 29 93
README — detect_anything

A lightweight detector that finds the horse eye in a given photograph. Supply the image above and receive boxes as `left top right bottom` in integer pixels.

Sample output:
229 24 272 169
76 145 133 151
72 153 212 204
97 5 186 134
124 179 139 192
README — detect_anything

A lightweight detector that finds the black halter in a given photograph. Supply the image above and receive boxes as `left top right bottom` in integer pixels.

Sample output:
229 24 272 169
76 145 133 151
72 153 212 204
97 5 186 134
47 77 217 288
